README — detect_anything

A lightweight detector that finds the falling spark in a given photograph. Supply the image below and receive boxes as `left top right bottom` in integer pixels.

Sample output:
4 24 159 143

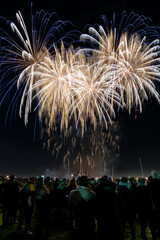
70 55 124 135
32 42 77 133
0 6 75 125
80 12 160 114
112 34 160 113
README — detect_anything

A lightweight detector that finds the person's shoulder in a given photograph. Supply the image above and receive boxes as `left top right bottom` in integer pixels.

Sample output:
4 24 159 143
69 189 78 196
68 189 80 202
90 189 96 196
148 179 160 186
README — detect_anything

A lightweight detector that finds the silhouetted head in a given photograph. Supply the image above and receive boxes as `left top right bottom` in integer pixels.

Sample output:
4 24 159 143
45 176 50 184
10 175 15 182
77 175 88 187
138 177 145 186
68 178 77 186
38 177 43 183
120 176 128 183
30 177 35 183
148 176 152 182
151 170 159 179
100 176 113 188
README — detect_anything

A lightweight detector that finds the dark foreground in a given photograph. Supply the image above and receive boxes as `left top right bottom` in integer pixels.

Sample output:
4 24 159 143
0 173 159 240
0 211 153 240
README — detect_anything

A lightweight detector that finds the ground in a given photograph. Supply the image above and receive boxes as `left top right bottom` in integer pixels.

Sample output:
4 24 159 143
0 210 154 240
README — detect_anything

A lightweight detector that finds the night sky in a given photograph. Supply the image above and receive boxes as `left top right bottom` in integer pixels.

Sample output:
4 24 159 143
0 0 160 178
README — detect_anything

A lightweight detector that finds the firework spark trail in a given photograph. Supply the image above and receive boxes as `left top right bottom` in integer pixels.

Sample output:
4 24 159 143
0 9 160 138
80 11 160 55
69 56 124 135
32 42 78 133
32 43 123 136
1 8 160 174
45 122 120 175
112 34 160 113
0 6 77 125
80 12 160 114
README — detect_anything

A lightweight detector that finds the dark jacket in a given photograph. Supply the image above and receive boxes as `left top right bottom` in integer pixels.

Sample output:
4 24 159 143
68 186 95 230
148 178 160 211
133 185 154 215
95 185 124 240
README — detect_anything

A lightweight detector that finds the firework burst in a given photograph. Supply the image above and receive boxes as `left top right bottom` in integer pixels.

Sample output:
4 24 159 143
0 5 76 124
0 9 160 135
113 34 160 113
0 7 160 174
80 12 160 113
32 42 77 133
70 54 124 135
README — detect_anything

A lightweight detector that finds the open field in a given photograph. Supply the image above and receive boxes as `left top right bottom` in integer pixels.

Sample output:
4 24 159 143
0 211 154 240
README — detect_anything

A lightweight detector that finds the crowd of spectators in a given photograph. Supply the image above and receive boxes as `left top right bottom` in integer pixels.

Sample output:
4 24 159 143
0 170 160 240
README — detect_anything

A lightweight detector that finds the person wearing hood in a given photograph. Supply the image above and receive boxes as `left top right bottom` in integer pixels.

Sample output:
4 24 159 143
133 177 157 240
68 175 95 240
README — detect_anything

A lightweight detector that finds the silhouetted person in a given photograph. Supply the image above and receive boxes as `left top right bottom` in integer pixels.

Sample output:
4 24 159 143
133 177 157 240
2 175 19 225
17 177 36 236
147 170 160 238
44 176 52 194
68 175 95 240
44 176 53 218
66 178 77 196
88 178 96 192
94 176 124 240
2 180 8 226
35 177 51 238
117 176 135 240
129 177 137 190
54 178 67 224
